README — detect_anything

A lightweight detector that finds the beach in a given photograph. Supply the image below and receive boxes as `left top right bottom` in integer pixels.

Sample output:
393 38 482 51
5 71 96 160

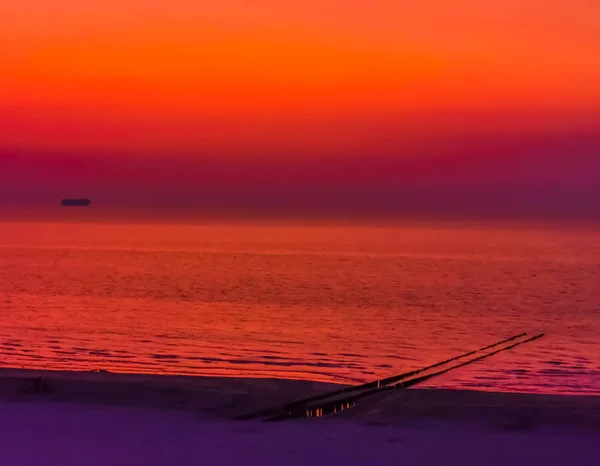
1 368 598 465
1 220 599 464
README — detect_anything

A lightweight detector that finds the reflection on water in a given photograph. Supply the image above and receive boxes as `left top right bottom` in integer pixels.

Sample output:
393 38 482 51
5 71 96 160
0 219 599 394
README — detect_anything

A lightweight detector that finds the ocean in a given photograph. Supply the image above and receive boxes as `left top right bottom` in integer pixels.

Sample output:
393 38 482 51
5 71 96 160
1 213 599 394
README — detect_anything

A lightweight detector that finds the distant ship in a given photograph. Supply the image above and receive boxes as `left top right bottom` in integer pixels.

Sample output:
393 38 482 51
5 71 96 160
61 198 91 207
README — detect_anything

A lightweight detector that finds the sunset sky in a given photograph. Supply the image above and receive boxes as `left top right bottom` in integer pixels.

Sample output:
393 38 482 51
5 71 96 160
1 1 599 215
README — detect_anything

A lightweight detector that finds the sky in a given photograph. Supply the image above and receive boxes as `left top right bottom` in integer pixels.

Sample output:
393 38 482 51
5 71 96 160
1 1 600 215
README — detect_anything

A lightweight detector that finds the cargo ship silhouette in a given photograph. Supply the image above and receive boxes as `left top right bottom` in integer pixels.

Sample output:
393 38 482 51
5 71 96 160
61 198 91 207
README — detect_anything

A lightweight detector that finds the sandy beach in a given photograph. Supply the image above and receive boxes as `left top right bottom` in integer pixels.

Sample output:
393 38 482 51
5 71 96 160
1 368 598 465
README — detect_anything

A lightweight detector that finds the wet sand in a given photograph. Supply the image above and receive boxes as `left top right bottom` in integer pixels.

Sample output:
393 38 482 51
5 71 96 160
1 368 599 465
0 368 340 418
1 367 598 430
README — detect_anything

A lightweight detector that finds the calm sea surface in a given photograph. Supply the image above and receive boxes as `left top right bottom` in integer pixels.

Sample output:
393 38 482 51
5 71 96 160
1 214 599 394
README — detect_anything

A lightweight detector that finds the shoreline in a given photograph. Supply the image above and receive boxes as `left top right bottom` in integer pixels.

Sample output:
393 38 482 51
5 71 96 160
2 367 598 465
1 367 598 431
0 367 343 418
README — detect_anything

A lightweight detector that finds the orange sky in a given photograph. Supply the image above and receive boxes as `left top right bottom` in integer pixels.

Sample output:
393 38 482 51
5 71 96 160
2 0 600 156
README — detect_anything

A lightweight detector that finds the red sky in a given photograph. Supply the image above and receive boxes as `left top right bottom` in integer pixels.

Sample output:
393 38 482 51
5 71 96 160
1 1 600 215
